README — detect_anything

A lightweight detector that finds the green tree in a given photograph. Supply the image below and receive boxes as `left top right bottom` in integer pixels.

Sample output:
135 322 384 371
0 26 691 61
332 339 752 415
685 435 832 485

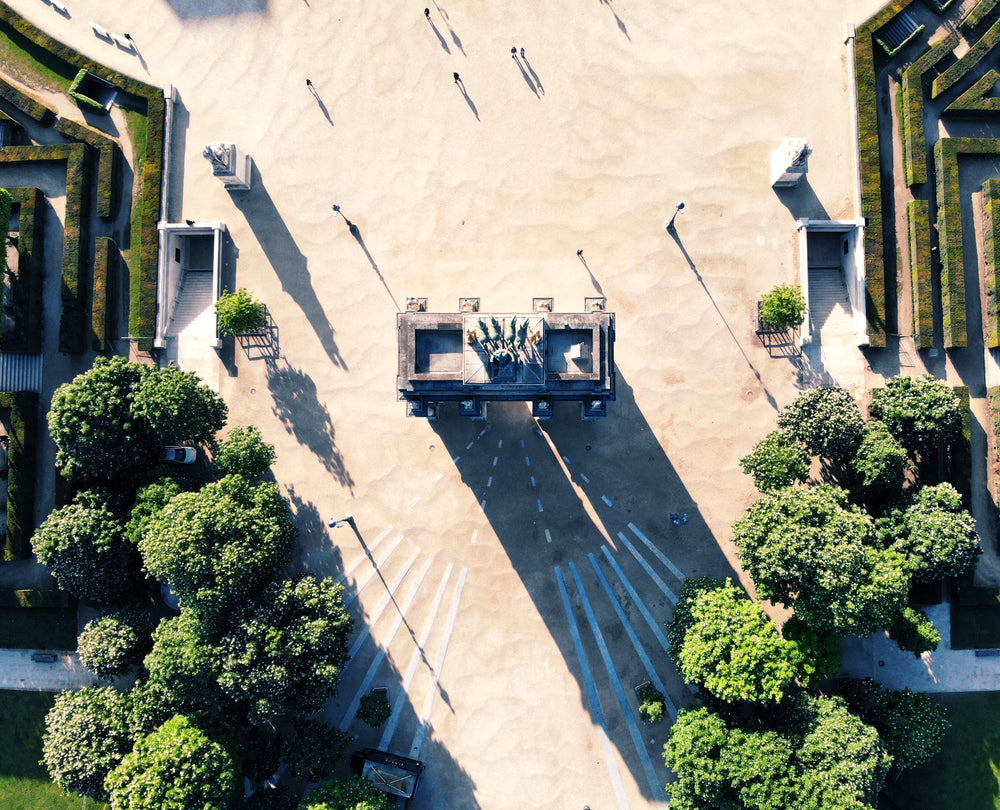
838 678 950 771
137 475 296 629
892 482 981 581
759 283 807 331
851 419 909 498
216 287 267 337
132 363 228 447
888 606 941 656
732 484 909 635
781 616 842 687
283 717 351 784
299 775 396 810
662 707 731 810
216 424 276 480
143 611 221 716
218 575 352 723
719 727 798 810
105 714 237 810
777 387 864 463
41 686 132 802
739 429 810 492
47 356 157 480
869 374 962 459
671 578 803 703
32 490 138 604
78 605 153 679
124 477 184 547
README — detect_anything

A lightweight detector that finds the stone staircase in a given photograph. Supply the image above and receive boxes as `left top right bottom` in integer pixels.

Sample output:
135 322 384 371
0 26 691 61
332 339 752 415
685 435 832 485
877 11 921 53
808 266 854 337
164 272 218 389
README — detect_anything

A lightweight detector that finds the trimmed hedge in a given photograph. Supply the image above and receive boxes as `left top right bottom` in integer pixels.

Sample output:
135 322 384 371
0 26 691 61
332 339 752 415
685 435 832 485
926 0 957 11
876 22 925 55
0 187 45 354
0 145 88 352
0 391 37 561
92 236 114 351
990 385 1000 498
0 588 70 608
951 386 972 504
0 75 54 124
944 68 1000 113
54 116 118 219
931 138 1000 348
960 0 1000 31
0 4 165 351
907 199 935 349
985 179 1000 347
855 1 912 347
68 69 108 113
901 33 959 186
933 17 1000 98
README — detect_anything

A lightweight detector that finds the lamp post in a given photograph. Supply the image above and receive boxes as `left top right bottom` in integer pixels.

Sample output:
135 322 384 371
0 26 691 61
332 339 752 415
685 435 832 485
665 202 685 231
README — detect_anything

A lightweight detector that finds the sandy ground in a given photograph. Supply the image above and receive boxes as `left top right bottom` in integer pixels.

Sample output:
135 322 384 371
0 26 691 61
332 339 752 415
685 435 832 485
1 1 900 808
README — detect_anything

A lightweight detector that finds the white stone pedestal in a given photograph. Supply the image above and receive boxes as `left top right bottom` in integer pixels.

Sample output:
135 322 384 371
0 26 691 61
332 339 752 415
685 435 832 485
203 142 251 191
771 138 810 188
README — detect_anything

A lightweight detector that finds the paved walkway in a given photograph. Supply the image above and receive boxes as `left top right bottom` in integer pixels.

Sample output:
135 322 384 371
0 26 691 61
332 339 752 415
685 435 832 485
841 600 1000 692
0 649 100 691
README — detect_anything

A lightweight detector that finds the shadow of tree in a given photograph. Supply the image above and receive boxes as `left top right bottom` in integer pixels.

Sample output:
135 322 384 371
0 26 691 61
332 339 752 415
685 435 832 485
267 361 354 492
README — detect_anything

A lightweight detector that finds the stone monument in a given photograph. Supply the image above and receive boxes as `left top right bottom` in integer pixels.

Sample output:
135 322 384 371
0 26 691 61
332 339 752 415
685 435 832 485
770 138 810 188
202 141 251 190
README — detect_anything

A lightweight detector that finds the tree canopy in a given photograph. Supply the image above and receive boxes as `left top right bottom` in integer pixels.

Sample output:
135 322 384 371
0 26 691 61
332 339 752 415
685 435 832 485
42 686 132 802
732 484 909 636
892 483 981 581
851 419 909 499
32 490 138 604
105 714 237 810
218 575 352 723
740 429 809 492
137 475 296 627
869 374 962 459
216 424 276 480
131 363 228 447
298 776 395 810
759 283 807 332
669 578 803 703
78 605 154 679
776 386 864 463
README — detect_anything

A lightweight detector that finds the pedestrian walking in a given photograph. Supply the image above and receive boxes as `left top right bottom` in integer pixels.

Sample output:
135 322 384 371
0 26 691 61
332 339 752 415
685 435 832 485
124 32 133 41
511 46 517 56
306 78 313 88
424 7 430 17
520 47 525 59
454 72 461 83
577 249 583 256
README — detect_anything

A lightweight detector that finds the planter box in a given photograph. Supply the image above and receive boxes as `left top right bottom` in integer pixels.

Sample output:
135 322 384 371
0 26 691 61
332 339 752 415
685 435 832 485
69 69 117 113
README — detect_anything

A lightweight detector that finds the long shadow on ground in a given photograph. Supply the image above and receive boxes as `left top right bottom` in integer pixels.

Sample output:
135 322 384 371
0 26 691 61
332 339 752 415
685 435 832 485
429 372 740 804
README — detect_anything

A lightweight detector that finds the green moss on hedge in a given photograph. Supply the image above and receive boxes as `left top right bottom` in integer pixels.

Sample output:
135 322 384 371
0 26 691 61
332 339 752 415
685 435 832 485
944 68 1000 113
933 17 1000 98
933 138 1000 347
0 75 53 124
901 33 959 186
0 187 45 354
0 145 87 352
907 199 935 349
0 4 164 352
960 0 1000 31
54 117 118 219
0 391 37 561
92 236 114 352
984 179 1000 348
68 68 107 113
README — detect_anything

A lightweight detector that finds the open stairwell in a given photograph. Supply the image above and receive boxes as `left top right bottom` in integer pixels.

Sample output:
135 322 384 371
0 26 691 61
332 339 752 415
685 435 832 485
163 272 219 390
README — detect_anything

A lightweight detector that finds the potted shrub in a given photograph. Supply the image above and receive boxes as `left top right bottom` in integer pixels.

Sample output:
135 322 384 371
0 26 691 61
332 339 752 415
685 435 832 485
635 682 666 724
358 688 391 728
758 283 807 332
215 287 266 337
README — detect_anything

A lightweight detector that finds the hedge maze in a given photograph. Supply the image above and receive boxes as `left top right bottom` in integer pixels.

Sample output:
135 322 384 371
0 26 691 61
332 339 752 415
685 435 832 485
0 6 165 558
856 0 1000 349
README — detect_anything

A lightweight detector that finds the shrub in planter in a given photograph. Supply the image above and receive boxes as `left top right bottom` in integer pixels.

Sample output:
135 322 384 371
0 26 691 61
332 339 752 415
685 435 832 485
759 284 806 332
357 690 391 728
636 683 666 724
215 287 266 337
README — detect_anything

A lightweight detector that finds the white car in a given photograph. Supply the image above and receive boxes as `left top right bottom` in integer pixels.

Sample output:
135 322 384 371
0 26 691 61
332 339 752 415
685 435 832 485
162 446 196 464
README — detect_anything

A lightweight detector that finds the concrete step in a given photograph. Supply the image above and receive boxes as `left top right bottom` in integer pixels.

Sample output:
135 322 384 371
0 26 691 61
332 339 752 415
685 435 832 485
167 273 214 336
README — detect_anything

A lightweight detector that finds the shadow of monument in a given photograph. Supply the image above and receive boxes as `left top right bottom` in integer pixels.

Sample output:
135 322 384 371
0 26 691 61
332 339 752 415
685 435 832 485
230 162 348 371
427 373 741 803
164 0 267 18
283 487 481 809
267 361 355 492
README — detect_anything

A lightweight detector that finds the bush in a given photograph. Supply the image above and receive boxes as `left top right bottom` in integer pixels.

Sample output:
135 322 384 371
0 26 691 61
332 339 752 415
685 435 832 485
870 374 963 459
740 429 809 492
216 425 276 480
357 690 391 728
216 287 266 337
78 604 153 679
889 606 941 656
777 387 864 463
636 683 666 723
759 284 806 331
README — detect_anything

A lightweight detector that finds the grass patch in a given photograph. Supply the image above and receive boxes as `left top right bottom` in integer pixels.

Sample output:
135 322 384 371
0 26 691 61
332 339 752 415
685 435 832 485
0 607 77 649
886 692 1000 809
0 690 93 810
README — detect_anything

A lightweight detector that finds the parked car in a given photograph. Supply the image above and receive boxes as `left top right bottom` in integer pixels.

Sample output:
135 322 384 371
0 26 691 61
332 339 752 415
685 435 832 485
162 446 196 464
